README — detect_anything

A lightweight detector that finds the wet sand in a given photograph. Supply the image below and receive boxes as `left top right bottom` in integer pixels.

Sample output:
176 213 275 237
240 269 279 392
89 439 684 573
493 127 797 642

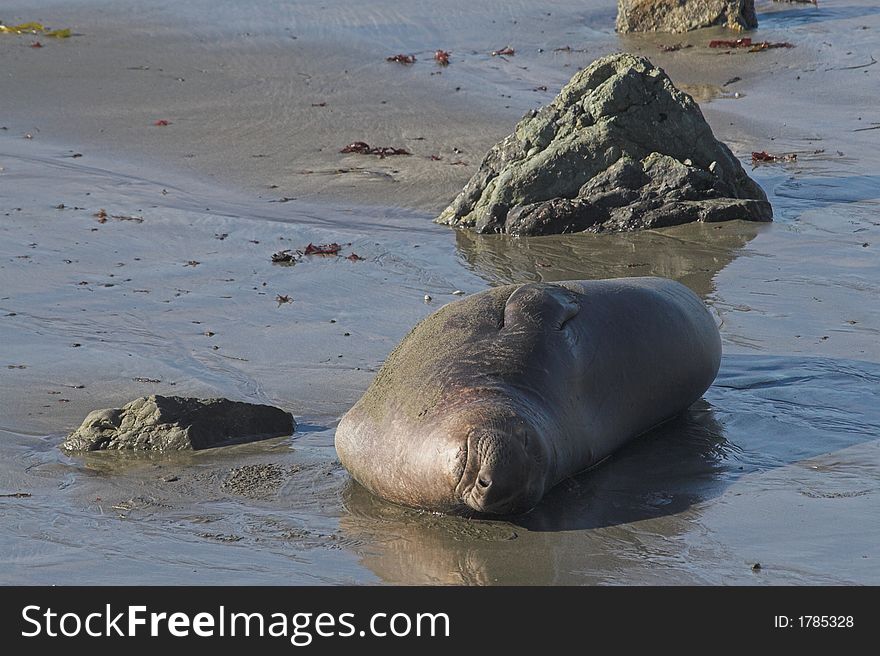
1 0 879 584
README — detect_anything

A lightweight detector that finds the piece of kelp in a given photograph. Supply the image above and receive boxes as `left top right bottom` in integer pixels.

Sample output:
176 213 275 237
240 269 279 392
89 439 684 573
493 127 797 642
0 22 71 37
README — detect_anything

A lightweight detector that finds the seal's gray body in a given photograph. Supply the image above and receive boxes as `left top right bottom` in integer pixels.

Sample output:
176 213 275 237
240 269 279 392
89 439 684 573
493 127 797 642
335 277 721 515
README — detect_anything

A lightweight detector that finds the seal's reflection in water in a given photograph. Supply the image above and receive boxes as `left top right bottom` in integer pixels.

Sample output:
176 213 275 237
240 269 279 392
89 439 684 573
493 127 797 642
516 401 730 532
454 220 763 296
340 401 731 585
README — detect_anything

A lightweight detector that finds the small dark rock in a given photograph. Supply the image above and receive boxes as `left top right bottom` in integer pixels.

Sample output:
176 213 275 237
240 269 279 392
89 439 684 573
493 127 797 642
271 250 296 264
62 395 295 452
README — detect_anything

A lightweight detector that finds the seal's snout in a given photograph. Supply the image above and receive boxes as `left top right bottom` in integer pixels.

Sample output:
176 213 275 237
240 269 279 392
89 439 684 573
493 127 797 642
458 424 546 516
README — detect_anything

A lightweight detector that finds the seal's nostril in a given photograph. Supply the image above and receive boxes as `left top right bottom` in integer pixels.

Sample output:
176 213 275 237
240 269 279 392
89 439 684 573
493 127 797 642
477 476 491 489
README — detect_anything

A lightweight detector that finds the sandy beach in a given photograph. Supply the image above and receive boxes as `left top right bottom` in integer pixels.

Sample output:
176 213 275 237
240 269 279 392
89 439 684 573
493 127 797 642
1 0 879 584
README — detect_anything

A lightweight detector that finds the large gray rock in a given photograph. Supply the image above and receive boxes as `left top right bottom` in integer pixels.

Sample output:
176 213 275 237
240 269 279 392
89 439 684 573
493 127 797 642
435 53 771 235
63 395 295 452
616 0 758 34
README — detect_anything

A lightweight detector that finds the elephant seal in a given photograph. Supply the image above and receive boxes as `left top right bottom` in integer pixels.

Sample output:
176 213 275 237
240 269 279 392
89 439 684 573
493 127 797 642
335 277 721 515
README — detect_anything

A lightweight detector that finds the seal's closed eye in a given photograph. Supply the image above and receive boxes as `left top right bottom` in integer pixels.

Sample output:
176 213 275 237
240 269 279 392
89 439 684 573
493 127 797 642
502 283 580 331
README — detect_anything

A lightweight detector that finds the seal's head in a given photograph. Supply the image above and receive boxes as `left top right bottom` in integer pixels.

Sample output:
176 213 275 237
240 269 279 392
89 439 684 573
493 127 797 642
451 404 551 515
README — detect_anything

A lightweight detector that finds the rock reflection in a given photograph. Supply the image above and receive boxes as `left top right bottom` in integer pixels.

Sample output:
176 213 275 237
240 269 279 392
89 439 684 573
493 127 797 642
454 220 762 297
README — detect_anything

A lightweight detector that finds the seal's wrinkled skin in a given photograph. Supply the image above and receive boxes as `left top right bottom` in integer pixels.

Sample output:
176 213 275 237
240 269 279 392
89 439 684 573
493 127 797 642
335 277 721 515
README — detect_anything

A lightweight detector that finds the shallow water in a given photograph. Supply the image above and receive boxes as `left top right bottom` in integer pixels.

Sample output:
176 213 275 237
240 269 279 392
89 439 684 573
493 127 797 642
3 354 878 585
2 0 879 584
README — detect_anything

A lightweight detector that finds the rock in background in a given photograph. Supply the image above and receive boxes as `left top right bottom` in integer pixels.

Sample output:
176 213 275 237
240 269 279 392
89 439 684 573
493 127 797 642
63 395 295 451
435 53 771 236
616 0 758 33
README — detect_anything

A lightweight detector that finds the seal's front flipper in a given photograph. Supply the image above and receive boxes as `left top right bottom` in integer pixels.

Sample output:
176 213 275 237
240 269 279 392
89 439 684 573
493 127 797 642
503 283 580 331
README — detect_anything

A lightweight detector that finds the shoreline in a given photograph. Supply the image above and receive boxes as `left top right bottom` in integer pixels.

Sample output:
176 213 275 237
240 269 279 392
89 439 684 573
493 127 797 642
5 1 872 213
